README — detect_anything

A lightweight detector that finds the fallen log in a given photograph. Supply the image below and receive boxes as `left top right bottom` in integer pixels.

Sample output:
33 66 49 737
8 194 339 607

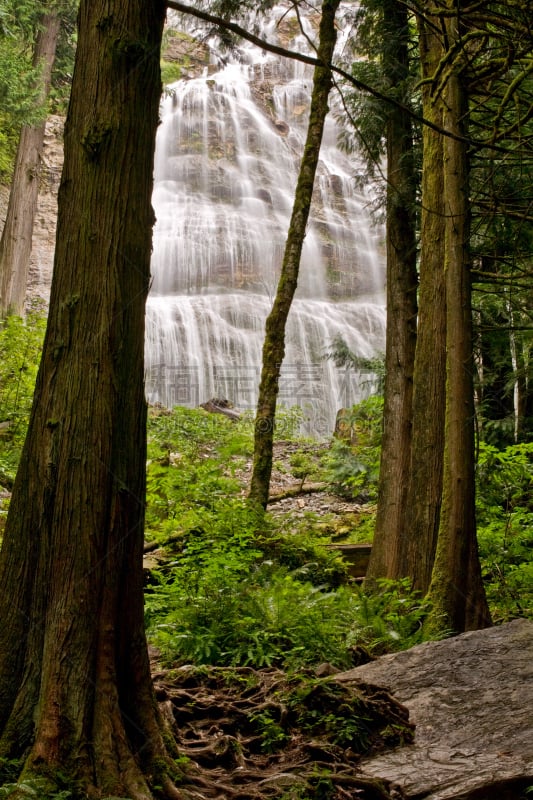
200 398 241 421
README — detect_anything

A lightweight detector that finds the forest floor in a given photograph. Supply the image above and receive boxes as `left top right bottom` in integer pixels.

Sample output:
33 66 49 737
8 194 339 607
145 436 404 800
238 439 373 537
151 657 412 800
143 427 406 799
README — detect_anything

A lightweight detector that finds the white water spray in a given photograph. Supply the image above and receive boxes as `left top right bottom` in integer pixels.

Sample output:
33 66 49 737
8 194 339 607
145 2 385 436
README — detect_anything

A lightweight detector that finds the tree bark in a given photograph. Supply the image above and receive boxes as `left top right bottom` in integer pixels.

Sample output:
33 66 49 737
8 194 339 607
0 1 179 797
399 10 447 593
249 0 341 509
0 11 61 317
427 6 491 633
365 0 418 582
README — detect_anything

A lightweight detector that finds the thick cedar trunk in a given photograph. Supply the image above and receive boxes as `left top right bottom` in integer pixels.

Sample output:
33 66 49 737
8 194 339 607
0 12 60 317
365 0 418 581
428 8 491 633
0 1 176 798
399 12 447 592
249 0 341 509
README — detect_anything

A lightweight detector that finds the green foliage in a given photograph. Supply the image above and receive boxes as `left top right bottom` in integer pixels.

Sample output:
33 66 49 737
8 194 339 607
260 520 347 588
0 759 20 787
146 512 430 669
249 671 413 765
476 441 533 621
49 3 77 115
0 312 45 479
347 578 433 655
287 449 322 489
0 53 42 175
146 557 356 669
161 59 182 85
145 404 310 543
0 752 86 797
325 396 383 501
0 1 77 172
0 756 75 798
258 679 372 753
0 0 45 176
325 334 385 394
0 784 73 799
145 405 253 544
249 709 289 752
143 402 437 669
287 679 384 752
144 406 356 668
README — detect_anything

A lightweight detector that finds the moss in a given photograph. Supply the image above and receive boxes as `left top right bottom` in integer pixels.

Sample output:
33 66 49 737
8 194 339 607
160 60 182 85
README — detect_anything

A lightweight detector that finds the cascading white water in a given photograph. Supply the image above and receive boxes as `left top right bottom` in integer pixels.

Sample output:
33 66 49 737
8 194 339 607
145 2 386 436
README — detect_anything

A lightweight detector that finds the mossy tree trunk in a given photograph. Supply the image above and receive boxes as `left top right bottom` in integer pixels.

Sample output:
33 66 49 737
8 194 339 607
365 0 418 581
427 6 491 633
399 10 447 592
0 1 182 797
249 0 341 509
0 10 60 317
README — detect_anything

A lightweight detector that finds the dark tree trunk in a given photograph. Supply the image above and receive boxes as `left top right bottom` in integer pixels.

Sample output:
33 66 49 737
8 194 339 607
427 8 491 633
0 1 181 797
0 11 60 317
249 0 341 509
399 11 447 593
365 0 418 581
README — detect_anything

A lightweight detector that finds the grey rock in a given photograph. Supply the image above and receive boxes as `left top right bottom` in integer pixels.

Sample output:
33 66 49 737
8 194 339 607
335 618 533 799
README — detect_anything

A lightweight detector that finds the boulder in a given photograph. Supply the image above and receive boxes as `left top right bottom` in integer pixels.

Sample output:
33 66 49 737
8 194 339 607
334 618 533 799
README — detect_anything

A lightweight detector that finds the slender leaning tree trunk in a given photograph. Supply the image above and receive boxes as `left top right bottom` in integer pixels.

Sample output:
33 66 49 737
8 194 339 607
0 2 182 797
0 11 60 317
365 0 418 581
399 11 447 592
427 6 491 633
249 0 341 509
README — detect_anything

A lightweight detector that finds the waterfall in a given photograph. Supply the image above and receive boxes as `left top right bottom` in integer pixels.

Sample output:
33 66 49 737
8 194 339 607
145 3 386 437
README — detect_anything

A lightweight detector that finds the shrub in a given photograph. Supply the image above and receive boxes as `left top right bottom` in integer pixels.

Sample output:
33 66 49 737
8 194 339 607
0 312 45 479
476 441 533 621
325 396 383 501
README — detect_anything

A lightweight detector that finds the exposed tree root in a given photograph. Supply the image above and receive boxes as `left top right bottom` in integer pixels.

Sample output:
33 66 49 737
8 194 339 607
152 664 413 800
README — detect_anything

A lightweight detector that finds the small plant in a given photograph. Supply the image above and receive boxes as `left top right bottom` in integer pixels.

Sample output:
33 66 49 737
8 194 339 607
286 446 326 490
325 396 383 501
0 311 46 479
285 678 372 751
250 710 289 753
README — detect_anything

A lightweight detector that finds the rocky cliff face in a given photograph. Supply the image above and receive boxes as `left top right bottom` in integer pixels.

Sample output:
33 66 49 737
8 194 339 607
27 114 63 307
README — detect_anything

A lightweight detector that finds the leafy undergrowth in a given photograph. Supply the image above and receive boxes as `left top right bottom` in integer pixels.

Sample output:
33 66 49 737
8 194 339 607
0 311 46 482
144 405 432 670
476 441 533 622
153 662 413 800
